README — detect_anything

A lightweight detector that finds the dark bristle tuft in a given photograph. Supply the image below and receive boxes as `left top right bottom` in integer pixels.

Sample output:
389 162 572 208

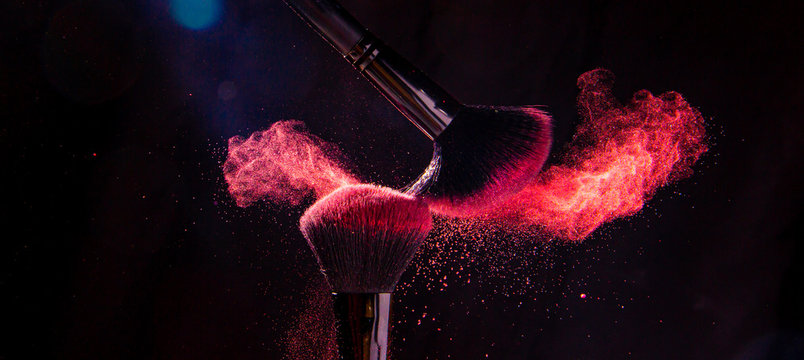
299 184 432 293
425 105 552 216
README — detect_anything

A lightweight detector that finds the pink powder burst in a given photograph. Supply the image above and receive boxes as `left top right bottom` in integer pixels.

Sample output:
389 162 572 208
222 120 360 207
222 69 707 242
489 69 707 240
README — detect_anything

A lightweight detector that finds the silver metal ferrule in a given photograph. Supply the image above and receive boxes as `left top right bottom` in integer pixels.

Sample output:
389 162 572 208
350 36 460 139
332 293 392 360
403 142 442 195
284 0 463 139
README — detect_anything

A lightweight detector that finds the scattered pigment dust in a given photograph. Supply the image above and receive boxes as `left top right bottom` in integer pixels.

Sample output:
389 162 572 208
222 120 359 207
280 279 338 360
222 69 708 358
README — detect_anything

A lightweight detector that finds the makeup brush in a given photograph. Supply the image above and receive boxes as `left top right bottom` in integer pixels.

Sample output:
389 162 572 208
283 0 552 216
299 184 432 360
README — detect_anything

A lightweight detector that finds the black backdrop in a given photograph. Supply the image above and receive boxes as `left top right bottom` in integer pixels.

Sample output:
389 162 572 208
3 0 802 359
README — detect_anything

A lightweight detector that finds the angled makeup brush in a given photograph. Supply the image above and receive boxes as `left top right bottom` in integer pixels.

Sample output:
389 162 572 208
283 0 552 216
299 184 432 360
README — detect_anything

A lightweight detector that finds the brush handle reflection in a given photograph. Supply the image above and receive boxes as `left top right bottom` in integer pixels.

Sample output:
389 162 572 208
332 293 391 360
283 0 462 139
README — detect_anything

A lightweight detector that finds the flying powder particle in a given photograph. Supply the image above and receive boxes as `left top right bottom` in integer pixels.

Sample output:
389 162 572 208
488 69 708 240
222 120 360 207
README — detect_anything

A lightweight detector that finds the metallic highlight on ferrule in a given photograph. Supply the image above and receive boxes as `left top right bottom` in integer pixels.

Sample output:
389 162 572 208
332 293 392 360
346 35 380 71
284 0 462 140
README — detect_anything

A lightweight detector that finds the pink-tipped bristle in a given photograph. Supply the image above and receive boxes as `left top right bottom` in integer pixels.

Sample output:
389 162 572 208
423 105 552 217
299 184 432 293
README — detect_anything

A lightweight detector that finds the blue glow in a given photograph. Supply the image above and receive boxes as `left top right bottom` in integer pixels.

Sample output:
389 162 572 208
170 0 222 30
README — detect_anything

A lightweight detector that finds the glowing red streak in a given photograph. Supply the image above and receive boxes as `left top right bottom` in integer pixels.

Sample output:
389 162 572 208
223 120 360 207
489 69 707 240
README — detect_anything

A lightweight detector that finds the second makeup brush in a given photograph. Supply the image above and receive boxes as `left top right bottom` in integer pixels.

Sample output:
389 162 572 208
283 0 552 216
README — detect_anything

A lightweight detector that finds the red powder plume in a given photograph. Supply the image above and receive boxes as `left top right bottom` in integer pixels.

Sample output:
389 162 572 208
222 70 707 240
222 120 360 207
488 69 707 240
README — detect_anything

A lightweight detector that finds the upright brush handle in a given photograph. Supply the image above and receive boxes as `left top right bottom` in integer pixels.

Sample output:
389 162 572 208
332 293 391 360
284 0 462 139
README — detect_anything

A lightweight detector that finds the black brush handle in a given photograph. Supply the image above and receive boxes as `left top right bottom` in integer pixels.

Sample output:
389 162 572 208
282 0 365 56
332 293 392 360
283 0 462 139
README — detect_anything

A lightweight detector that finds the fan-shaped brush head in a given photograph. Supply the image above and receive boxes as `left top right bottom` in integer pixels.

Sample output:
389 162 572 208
423 105 552 216
299 184 432 293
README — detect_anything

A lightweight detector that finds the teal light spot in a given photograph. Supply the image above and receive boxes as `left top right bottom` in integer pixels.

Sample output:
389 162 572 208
170 0 222 30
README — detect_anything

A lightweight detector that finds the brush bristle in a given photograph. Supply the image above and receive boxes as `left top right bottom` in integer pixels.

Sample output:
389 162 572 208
299 184 432 293
424 105 552 216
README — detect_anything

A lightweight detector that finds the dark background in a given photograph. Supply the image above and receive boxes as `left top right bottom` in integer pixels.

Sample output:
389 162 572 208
2 0 802 359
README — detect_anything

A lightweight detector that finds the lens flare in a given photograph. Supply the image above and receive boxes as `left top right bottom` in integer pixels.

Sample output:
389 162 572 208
169 0 222 30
